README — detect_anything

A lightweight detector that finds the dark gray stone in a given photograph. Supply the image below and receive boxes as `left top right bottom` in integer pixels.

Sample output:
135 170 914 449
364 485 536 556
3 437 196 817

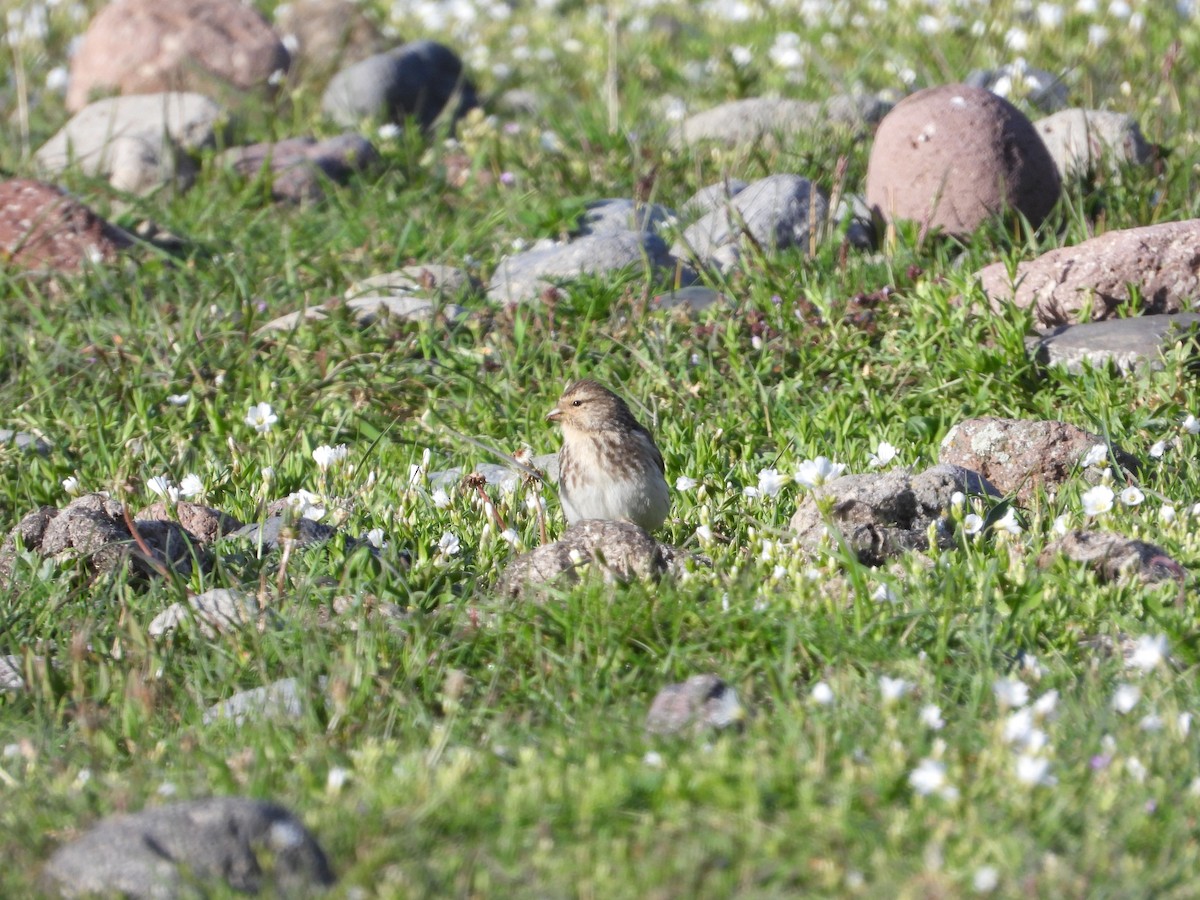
576 199 676 237
220 133 379 202
43 796 335 897
645 675 744 736
674 95 889 147
675 174 829 267
321 40 478 128
487 230 683 305
789 464 1001 565
0 429 51 453
1030 313 1200 375
234 516 340 551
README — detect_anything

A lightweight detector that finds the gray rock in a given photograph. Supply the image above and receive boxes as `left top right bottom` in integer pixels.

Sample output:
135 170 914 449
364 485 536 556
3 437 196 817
1030 314 1200 375
0 655 26 693
220 133 379 202
149 588 268 639
487 230 682 305
674 95 889 148
497 519 687 600
0 429 51 453
788 464 1001 566
645 674 744 736
203 677 309 725
976 220 1200 331
966 62 1068 112
834 193 876 249
345 294 467 325
346 265 476 301
650 286 729 314
234 516 340 552
1034 108 1153 178
1039 530 1185 585
680 179 748 220
43 796 335 897
35 93 225 195
321 40 478 128
939 417 1138 505
675 174 829 267
576 199 676 237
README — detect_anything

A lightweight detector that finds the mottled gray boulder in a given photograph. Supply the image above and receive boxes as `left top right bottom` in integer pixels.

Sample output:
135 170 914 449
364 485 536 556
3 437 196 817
675 174 829 267
976 220 1200 331
347 265 476 302
149 588 271 639
234 516 340 552
645 675 744 736
674 95 889 148
680 179 748 220
788 464 1001 565
939 417 1138 505
0 429 51 453
966 62 1068 112
135 501 242 545
1030 314 1200 375
0 179 134 273
36 93 225 195
866 84 1060 238
43 796 335 897
220 133 379 202
650 286 729 314
576 199 676 237
834 193 877 249
321 40 477 128
1034 109 1153 178
1039 531 1185 585
497 519 685 599
487 230 682 305
1 655 27 693
203 677 309 725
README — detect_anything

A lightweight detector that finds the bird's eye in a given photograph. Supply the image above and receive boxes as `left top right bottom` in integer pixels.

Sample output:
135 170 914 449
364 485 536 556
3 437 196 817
571 400 583 407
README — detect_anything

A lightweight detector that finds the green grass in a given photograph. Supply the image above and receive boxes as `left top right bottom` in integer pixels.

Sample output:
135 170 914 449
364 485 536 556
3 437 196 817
4 0 1200 896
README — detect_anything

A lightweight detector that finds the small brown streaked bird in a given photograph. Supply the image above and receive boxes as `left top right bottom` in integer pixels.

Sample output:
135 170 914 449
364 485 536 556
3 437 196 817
547 379 670 532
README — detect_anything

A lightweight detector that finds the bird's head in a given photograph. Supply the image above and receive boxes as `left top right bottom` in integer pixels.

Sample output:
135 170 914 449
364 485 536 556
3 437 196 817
547 379 638 433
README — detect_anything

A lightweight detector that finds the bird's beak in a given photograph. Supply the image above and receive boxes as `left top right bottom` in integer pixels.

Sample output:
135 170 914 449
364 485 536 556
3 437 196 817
546 406 561 422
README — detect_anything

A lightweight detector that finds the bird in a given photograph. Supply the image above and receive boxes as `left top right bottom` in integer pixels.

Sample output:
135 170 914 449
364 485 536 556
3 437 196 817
546 379 670 532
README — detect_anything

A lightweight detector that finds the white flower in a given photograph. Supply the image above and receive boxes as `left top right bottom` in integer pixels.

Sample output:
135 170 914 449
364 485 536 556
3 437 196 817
178 474 203 499
973 865 1000 893
45 65 69 93
500 528 520 547
1032 690 1059 718
1184 413 1200 434
244 401 278 433
284 490 325 520
1112 683 1140 714
810 682 834 705
880 676 909 704
539 130 563 153
795 456 845 488
1178 713 1192 737
643 750 664 768
756 468 789 498
1036 2 1065 27
1003 709 1041 748
1005 26 1029 51
377 123 402 140
1149 440 1167 459
868 441 898 468
312 444 349 471
1081 485 1114 517
62 476 80 496
963 513 984 535
872 583 900 604
1082 444 1108 468
437 531 461 556
1051 514 1070 535
994 507 1023 535
366 528 387 549
1087 23 1109 46
431 488 451 509
695 524 714 542
1014 752 1056 787
147 475 179 502
675 475 698 491
1139 714 1163 733
729 44 753 67
1126 634 1168 672
920 704 945 730
909 758 956 798
993 678 1029 709
166 393 191 406
1021 655 1045 679
1117 486 1144 507
326 766 350 791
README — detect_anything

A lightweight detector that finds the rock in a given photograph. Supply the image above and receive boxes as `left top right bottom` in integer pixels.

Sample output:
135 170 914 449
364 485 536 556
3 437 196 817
36 93 225 195
0 429 51 453
321 40 478 128
274 0 386 79
487 230 682 305
788 464 1001 566
346 294 468 325
219 133 379 203
0 180 133 273
680 179 748 220
645 675 744 736
234 516 340 552
1039 530 1185 585
134 501 242 544
650 286 729 314
0 655 27 693
674 95 890 148
497 519 684 599
1034 108 1153 178
675 174 829 267
203 677 309 725
576 199 676 237
975 220 1200 331
1030 313 1200 375
966 61 1068 112
67 0 289 112
43 796 335 897
834 193 877 249
148 588 269 638
938 417 1138 505
866 84 1060 238
347 264 476 301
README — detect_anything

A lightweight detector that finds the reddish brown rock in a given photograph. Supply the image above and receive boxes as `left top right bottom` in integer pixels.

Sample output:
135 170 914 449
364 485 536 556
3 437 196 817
975 220 1200 332
0 180 132 273
68 0 289 112
938 417 1138 505
274 0 386 79
866 84 1060 238
1039 530 1185 586
645 675 744 736
135 501 243 544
